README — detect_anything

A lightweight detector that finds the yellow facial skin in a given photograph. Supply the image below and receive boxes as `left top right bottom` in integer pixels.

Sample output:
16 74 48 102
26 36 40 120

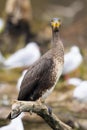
51 21 61 29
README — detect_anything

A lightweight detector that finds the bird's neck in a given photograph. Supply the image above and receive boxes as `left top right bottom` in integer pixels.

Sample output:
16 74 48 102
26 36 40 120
52 30 60 47
51 29 64 60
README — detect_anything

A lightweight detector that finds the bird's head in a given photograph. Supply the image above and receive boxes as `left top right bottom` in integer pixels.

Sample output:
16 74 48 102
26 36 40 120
51 18 61 32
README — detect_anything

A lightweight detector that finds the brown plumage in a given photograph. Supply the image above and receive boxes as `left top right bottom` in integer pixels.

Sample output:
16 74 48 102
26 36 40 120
18 18 64 101
8 18 64 119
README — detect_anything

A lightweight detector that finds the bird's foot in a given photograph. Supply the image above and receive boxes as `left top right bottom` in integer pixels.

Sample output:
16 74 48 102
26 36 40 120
39 99 52 115
37 99 52 114
46 105 52 115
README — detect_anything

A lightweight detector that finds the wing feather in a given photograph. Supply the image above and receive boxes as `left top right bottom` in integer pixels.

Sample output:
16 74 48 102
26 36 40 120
18 57 53 101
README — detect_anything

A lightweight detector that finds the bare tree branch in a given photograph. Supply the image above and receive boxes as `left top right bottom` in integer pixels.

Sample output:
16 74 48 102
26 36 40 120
9 100 72 130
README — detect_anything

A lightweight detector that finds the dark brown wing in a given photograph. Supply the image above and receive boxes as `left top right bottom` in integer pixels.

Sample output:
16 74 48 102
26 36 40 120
18 57 54 101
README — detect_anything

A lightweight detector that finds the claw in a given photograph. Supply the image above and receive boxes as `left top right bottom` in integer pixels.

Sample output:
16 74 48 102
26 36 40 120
46 105 52 115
